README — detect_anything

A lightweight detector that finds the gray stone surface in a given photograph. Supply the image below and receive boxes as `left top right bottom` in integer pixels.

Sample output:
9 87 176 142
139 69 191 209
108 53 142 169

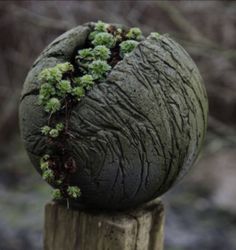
19 23 208 210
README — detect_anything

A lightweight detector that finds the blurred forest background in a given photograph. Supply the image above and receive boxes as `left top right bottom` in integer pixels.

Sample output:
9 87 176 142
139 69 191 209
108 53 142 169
0 1 236 250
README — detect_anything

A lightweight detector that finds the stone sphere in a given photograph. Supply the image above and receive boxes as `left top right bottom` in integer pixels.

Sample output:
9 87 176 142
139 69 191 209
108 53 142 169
19 23 208 210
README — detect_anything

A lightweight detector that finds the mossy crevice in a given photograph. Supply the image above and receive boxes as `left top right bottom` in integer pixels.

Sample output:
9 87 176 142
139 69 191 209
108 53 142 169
37 21 145 201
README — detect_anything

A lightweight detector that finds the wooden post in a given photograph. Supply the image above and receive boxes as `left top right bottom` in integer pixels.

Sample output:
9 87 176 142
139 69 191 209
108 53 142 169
44 199 165 250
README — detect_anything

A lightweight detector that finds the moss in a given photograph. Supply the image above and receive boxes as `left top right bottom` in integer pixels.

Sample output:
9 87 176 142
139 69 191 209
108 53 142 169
91 32 116 48
126 27 142 40
36 21 146 202
119 40 139 58
93 45 111 60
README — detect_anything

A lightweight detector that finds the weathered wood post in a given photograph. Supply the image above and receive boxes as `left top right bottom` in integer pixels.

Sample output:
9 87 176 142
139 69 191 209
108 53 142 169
19 21 208 250
44 199 164 250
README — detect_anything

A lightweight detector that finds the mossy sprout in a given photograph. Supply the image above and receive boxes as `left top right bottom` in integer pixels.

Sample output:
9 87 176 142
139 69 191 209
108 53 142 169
39 67 62 83
80 74 94 90
41 123 64 138
93 45 111 60
40 155 50 171
41 125 51 136
89 60 111 79
119 40 139 58
40 155 54 182
56 62 74 74
78 48 94 61
92 32 116 48
41 154 50 161
57 80 72 96
39 83 56 104
126 27 142 40
72 86 85 101
88 21 109 41
42 168 54 182
67 186 81 199
56 123 64 131
114 28 123 42
94 20 109 32
52 189 62 200
49 129 60 138
45 97 61 113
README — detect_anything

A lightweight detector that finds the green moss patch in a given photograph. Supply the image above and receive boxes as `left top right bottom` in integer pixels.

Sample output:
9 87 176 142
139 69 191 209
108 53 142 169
37 21 145 202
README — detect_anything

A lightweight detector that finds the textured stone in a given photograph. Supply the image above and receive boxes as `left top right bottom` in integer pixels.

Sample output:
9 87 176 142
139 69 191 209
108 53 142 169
19 23 208 210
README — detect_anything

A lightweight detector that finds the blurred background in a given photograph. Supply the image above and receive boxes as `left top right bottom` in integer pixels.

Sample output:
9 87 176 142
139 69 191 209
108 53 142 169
0 1 236 250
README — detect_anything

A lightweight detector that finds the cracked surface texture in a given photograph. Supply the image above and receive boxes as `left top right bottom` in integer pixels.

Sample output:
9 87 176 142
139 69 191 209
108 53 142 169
19 23 208 210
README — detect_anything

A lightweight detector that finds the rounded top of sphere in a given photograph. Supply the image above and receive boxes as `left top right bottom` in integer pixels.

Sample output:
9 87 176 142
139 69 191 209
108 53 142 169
19 22 208 210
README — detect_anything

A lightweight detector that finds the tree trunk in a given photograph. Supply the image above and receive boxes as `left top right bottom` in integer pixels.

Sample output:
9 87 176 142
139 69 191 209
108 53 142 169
44 199 165 250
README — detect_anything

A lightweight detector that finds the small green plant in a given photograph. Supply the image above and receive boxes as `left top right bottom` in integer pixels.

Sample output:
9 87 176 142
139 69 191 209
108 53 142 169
40 158 49 171
41 125 51 136
39 67 62 83
57 62 74 73
42 154 50 161
39 83 56 104
41 123 64 137
94 20 108 32
88 21 109 40
88 31 99 41
67 186 81 198
42 168 54 182
114 28 123 42
93 45 111 60
126 27 142 40
45 97 61 113
56 123 64 131
80 74 94 90
57 80 72 96
92 32 116 48
52 189 62 200
89 60 111 79
78 48 94 60
49 128 60 138
72 86 85 101
119 40 139 58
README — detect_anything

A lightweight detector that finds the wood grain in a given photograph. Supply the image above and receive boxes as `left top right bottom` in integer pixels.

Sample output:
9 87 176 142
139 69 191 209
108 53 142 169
44 199 164 250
